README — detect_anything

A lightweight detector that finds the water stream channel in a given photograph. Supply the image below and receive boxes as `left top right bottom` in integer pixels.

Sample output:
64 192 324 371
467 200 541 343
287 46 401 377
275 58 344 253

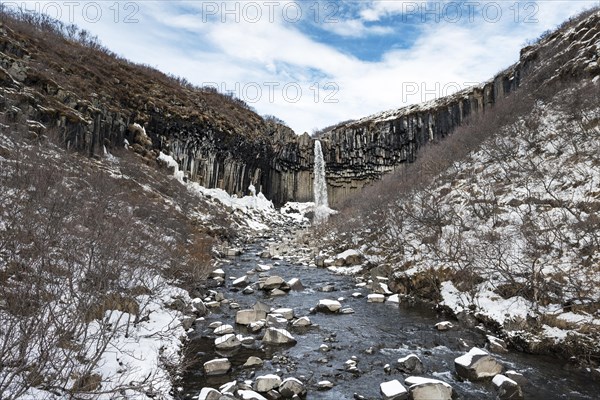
179 231 600 400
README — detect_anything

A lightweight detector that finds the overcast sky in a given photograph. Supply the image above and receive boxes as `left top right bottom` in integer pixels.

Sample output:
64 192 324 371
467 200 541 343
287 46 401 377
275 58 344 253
9 1 600 134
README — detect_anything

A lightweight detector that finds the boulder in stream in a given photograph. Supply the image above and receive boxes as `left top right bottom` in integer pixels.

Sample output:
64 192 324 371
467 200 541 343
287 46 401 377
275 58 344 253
203 358 231 376
492 374 524 400
236 309 267 325
279 377 306 398
404 377 453 400
254 374 282 392
397 354 424 374
316 299 342 313
262 327 297 345
455 347 504 381
380 379 408 400
214 334 241 351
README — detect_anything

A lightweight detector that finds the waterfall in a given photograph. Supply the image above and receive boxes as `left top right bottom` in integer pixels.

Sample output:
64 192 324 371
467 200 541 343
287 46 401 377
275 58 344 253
313 140 329 223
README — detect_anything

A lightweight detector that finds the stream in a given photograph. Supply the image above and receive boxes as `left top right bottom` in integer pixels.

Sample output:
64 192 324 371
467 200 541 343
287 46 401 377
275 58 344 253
178 231 600 399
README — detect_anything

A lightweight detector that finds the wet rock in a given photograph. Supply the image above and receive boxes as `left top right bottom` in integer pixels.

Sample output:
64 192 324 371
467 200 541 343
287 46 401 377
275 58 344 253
380 379 408 400
236 309 268 325
210 269 226 278
367 294 385 303
317 380 334 390
215 334 241 351
270 288 287 296
455 347 504 381
435 321 454 331
292 316 311 327
352 292 364 298
253 301 271 313
384 364 392 374
266 314 289 328
266 390 282 400
263 276 285 290
198 387 221 400
239 390 268 400
225 248 241 257
204 358 231 376
287 278 304 291
233 276 250 287
256 263 272 272
262 327 297 345
206 301 221 308
243 356 264 368
272 308 294 320
243 286 256 295
505 370 528 386
230 303 240 310
321 285 336 292
209 321 223 329
214 324 234 335
255 374 282 392
279 377 306 398
236 334 255 345
341 308 355 314
487 335 508 353
192 298 207 316
405 377 453 400
397 354 424 374
492 374 524 400
316 299 342 313
319 344 330 352
249 321 266 333
219 381 238 395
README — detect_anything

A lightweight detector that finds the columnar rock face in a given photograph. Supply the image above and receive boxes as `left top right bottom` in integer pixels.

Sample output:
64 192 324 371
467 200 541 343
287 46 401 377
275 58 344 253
2 11 599 206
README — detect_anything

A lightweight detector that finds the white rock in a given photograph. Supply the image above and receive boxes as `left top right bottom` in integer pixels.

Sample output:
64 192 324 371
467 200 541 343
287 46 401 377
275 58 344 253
405 377 453 400
263 275 285 290
238 390 268 400
256 264 272 272
367 294 385 303
197 387 221 400
292 316 312 327
249 320 265 332
455 347 504 381
236 309 267 325
279 377 306 397
254 374 282 392
236 334 255 345
341 307 355 314
317 380 334 390
397 354 424 374
232 275 249 287
270 288 287 296
317 299 342 312
272 308 294 320
380 379 408 400
243 356 264 368
203 358 231 376
210 269 225 278
266 314 288 328
214 334 241 350
214 324 234 335
386 294 400 304
208 321 223 329
287 278 304 291
435 321 454 331
319 344 330 352
352 292 364 298
492 374 523 400
262 327 297 345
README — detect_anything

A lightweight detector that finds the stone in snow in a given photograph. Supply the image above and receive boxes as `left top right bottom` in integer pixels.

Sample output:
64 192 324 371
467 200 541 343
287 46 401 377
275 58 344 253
367 294 385 303
198 387 221 400
397 354 424 374
254 374 282 393
214 334 241 350
279 377 306 397
292 316 311 327
487 335 508 353
317 299 342 312
317 380 334 390
262 327 297 345
214 324 234 335
243 356 264 368
405 377 453 400
380 379 408 400
455 347 504 381
203 358 231 376
435 321 453 331
263 275 285 290
335 249 362 265
493 374 524 400
272 308 294 320
232 275 249 287
373 282 393 295
238 390 268 400
236 309 267 325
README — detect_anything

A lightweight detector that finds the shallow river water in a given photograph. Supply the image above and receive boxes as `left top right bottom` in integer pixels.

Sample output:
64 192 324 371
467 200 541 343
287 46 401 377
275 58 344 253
179 238 600 399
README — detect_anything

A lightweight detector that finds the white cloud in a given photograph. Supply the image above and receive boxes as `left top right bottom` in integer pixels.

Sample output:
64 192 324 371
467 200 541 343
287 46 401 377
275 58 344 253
16 1 600 135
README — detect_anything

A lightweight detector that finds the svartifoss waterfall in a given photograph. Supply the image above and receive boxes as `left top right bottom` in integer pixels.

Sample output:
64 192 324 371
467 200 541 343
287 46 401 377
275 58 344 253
313 140 329 223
